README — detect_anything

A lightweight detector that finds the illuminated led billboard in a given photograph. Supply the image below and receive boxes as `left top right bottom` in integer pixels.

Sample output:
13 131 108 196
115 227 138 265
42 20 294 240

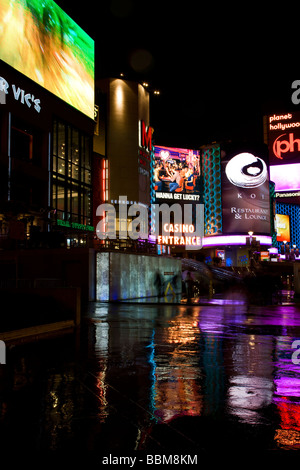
154 146 201 202
0 0 94 118
275 214 290 242
221 143 271 235
267 112 300 165
270 163 300 192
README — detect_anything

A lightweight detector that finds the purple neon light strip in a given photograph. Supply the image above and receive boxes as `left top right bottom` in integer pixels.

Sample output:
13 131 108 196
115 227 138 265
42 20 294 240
152 234 272 246
202 235 272 247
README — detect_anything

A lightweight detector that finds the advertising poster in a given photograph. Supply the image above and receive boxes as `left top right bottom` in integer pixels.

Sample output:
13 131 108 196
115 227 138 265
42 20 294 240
275 214 290 242
154 146 201 203
221 143 271 235
0 0 94 118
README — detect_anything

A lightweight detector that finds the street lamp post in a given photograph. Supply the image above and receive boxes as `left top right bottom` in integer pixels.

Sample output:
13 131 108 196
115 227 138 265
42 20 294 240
248 231 254 267
283 240 287 259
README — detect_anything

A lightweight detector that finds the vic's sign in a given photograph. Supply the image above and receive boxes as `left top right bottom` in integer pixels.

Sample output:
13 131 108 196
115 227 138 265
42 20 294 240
0 76 41 113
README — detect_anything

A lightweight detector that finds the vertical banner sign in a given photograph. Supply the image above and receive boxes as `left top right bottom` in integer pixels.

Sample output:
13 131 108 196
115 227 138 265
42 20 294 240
275 214 290 242
138 120 153 205
221 144 271 234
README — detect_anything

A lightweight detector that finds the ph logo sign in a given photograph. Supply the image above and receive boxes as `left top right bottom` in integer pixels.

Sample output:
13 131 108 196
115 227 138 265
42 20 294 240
0 340 6 364
268 112 300 163
273 133 300 160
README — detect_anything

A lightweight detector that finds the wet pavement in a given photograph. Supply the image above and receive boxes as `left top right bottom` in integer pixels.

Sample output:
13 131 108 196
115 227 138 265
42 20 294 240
1 295 300 458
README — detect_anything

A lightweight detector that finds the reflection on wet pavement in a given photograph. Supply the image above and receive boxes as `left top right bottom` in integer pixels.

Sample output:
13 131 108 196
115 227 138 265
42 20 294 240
1 301 300 454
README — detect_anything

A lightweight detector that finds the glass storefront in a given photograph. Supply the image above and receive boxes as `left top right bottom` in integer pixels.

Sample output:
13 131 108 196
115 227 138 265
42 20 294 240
52 119 92 227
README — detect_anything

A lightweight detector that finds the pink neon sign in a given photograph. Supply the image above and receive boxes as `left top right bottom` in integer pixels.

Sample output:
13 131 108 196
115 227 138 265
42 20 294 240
202 235 272 247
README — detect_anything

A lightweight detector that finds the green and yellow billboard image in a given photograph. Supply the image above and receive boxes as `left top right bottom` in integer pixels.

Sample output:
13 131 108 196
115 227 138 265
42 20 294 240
0 0 94 118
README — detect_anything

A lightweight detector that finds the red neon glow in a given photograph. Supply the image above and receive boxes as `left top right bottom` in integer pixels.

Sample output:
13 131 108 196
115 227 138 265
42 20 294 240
141 121 153 152
157 235 201 245
273 133 300 160
277 398 300 432
101 159 108 202
269 113 292 124
163 224 194 233
102 210 106 232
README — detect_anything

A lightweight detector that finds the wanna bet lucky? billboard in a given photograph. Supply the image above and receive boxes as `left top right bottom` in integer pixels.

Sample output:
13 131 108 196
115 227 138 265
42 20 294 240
154 146 201 203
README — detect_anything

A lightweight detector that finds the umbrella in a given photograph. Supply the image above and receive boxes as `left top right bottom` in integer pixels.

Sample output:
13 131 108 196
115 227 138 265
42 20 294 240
182 270 196 281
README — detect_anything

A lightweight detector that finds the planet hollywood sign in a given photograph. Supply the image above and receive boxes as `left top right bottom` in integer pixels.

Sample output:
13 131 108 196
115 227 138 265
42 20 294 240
268 113 300 163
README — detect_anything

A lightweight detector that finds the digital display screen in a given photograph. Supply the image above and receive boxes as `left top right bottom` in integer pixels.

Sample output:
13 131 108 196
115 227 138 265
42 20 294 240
276 214 290 242
154 146 201 202
221 143 271 235
270 163 300 192
267 112 300 165
0 0 94 118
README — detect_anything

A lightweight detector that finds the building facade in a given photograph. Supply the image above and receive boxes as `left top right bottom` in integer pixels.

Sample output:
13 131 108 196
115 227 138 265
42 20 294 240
93 77 154 249
0 0 96 249
0 60 95 249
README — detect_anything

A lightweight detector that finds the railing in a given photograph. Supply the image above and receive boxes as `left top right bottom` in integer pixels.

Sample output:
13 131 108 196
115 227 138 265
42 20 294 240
93 238 157 255
181 258 243 282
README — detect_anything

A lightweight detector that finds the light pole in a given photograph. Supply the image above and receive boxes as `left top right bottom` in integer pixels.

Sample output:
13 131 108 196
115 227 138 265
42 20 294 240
248 231 254 267
283 240 288 260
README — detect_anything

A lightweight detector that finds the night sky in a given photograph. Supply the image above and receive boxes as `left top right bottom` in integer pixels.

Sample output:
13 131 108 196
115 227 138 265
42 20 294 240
58 0 298 149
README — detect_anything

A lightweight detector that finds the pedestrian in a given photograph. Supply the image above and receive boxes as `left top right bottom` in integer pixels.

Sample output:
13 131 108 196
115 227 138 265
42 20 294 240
185 271 193 303
171 274 179 291
154 271 162 297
